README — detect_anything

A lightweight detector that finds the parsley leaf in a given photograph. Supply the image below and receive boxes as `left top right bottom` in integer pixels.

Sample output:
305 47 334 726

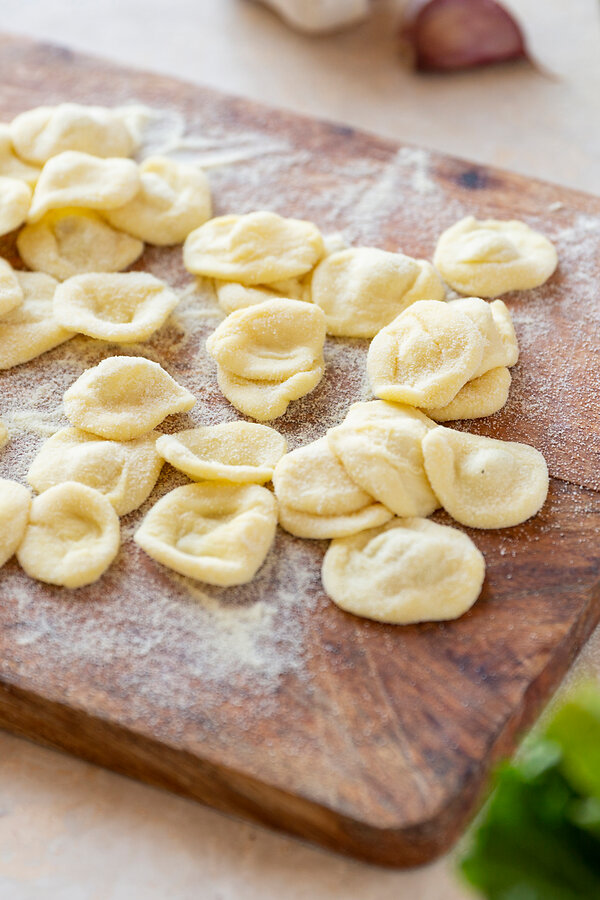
460 687 600 900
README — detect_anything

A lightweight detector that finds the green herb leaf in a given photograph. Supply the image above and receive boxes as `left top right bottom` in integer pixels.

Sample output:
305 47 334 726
546 686 600 802
459 686 600 900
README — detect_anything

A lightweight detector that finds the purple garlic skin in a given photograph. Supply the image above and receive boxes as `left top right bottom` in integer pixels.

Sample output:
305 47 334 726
401 0 528 72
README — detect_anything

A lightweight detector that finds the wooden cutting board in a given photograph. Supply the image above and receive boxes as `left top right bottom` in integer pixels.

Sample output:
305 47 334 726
1 33 600 868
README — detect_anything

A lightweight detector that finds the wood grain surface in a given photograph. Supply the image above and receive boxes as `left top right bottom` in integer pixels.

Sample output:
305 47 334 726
0 33 599 867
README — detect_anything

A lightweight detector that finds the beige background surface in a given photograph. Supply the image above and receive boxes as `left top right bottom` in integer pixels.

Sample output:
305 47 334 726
1 1 600 897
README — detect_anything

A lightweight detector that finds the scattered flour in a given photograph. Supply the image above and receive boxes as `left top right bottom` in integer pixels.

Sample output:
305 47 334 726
126 103 303 172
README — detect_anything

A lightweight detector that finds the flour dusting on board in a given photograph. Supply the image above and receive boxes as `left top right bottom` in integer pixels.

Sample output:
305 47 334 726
2 102 600 735
127 104 307 174
0 198 333 725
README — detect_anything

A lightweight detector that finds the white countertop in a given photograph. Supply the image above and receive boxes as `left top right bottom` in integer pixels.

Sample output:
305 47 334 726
1 1 600 897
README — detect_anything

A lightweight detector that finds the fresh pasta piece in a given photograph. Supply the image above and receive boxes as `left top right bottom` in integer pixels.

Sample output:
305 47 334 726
0 176 31 236
105 156 212 245
0 124 40 186
183 210 324 284
0 479 31 567
27 427 163 516
367 299 484 408
216 363 323 421
53 273 180 343
490 299 519 366
422 427 549 528
17 209 143 281
156 422 286 484
63 356 195 440
206 299 326 382
278 499 392 539
28 151 140 223
10 103 136 164
0 258 24 316
0 272 74 369
311 247 445 338
327 404 439 517
215 281 284 313
0 419 8 450
342 398 429 427
268 278 313 301
214 279 307 313
322 517 485 624
134 482 277 586
449 296 510 376
320 232 349 256
434 216 557 297
425 366 511 421
214 232 348 313
17 482 120 588
269 231 348 300
274 433 394 537
273 437 372 516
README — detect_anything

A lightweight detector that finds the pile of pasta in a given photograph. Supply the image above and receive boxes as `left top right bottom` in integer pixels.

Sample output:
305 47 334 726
0 103 559 625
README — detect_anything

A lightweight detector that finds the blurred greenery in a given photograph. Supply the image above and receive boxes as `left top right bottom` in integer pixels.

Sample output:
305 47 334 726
460 685 600 900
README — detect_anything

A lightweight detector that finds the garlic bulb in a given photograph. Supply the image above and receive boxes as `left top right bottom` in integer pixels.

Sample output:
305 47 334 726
254 0 371 34
401 0 528 71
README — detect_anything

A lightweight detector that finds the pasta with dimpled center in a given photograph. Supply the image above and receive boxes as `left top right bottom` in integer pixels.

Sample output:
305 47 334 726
27 427 164 517
311 247 445 338
10 103 137 164
53 272 180 343
134 482 277 586
422 427 549 529
16 482 120 589
215 364 324 422
207 298 327 420
28 151 140 222
322 517 486 624
105 156 212 246
155 422 286 484
274 436 372 516
273 437 391 538
213 232 347 313
183 210 324 284
434 216 557 297
63 356 195 441
206 298 326 382
17 209 143 281
214 280 304 314
327 401 439 518
367 299 484 408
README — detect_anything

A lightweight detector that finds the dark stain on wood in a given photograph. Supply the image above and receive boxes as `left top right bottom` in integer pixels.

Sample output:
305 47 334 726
456 167 490 190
